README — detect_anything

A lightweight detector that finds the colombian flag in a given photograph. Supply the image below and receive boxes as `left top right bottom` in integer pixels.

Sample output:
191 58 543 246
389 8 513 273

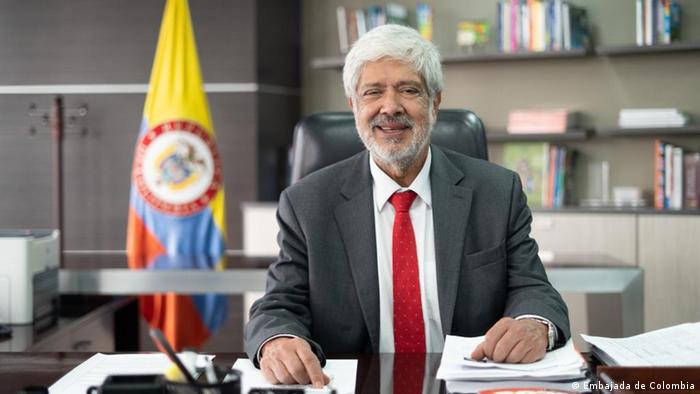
126 0 227 351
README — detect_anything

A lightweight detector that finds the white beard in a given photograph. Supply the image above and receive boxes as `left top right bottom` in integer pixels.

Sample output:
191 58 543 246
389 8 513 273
356 105 435 175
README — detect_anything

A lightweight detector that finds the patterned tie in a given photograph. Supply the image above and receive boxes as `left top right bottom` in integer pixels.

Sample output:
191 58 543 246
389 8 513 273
389 190 426 353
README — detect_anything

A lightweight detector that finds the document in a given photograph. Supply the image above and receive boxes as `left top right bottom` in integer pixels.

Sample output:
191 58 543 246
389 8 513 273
49 353 211 394
437 335 586 382
446 378 589 393
232 358 357 394
582 321 700 366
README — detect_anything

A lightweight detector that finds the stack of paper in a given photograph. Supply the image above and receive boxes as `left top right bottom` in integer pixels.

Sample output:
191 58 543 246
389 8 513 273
232 358 357 394
437 335 588 393
618 108 689 128
582 321 700 367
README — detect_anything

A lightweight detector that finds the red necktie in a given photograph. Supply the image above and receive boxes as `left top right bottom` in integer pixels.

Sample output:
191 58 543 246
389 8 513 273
389 190 426 353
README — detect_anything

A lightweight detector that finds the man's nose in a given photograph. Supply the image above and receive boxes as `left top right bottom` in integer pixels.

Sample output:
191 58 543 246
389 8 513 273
379 90 405 116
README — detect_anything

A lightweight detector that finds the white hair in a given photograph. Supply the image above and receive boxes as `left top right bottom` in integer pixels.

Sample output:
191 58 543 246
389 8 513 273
342 24 443 101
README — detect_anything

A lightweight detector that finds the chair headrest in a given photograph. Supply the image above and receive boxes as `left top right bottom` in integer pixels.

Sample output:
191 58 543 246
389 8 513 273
290 109 487 183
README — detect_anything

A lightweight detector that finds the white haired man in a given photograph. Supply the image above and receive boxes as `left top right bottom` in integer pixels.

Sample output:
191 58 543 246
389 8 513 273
244 24 570 388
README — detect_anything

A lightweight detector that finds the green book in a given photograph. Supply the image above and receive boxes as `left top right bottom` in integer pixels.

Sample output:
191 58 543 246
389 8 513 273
502 142 550 208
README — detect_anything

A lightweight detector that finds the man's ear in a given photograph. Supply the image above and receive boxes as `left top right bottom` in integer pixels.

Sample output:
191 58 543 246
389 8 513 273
347 97 354 111
433 92 442 112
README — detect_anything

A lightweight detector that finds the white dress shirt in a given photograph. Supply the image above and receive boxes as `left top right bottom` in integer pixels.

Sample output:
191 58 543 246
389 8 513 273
369 148 445 353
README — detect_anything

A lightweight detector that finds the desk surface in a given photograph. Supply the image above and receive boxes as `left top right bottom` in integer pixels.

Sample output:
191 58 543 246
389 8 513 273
2 352 432 394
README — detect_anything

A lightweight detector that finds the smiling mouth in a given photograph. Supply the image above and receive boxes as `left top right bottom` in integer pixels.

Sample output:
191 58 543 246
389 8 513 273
374 125 410 135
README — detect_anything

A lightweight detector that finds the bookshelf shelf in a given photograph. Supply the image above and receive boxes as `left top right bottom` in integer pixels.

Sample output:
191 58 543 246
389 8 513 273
487 129 592 142
311 42 700 70
310 56 345 69
441 48 590 63
597 126 700 137
595 41 700 56
310 48 590 70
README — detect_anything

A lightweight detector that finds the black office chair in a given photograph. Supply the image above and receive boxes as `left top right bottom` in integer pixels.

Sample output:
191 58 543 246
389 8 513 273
289 109 488 183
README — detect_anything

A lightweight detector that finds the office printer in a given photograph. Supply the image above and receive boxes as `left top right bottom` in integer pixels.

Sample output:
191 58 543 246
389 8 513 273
0 229 59 327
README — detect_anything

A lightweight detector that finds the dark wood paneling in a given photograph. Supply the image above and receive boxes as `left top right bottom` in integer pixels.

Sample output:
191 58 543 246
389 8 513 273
0 93 257 251
0 0 299 252
0 0 255 84
257 0 301 88
257 93 300 199
0 96 54 229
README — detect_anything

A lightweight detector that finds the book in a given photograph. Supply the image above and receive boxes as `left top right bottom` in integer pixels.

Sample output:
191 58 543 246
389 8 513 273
416 3 433 41
336 6 349 54
684 152 700 209
502 142 550 207
618 108 689 128
355 8 367 38
636 0 644 46
664 142 673 208
507 109 579 133
367 5 386 29
385 3 408 26
638 0 681 46
670 0 681 41
563 3 590 50
346 8 358 46
671 146 683 209
644 0 654 45
654 140 666 209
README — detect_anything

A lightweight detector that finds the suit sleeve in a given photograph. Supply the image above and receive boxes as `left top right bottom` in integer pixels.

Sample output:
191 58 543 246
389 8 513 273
503 172 571 347
243 190 326 367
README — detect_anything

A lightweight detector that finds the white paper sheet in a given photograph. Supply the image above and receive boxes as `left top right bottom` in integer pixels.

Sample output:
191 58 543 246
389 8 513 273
446 378 589 393
49 353 211 394
232 358 357 394
460 336 583 371
582 321 700 366
437 335 586 382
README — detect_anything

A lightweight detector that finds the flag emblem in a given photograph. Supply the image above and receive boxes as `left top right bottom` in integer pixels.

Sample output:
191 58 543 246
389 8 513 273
133 120 222 216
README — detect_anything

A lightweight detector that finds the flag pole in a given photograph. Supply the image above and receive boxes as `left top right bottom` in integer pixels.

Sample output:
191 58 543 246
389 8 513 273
50 95 64 268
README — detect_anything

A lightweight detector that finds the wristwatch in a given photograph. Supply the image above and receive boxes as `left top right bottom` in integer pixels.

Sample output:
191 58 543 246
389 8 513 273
524 317 556 350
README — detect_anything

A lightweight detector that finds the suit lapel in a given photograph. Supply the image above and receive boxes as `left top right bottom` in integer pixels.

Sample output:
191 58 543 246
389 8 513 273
430 147 474 335
334 151 380 351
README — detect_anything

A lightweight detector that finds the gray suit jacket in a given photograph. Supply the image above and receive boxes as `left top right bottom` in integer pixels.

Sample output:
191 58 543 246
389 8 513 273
244 145 570 365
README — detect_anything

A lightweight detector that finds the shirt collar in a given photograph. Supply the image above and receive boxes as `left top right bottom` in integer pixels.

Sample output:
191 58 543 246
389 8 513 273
369 147 432 212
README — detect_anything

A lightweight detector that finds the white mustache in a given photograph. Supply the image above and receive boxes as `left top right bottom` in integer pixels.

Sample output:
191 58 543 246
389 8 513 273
369 115 415 129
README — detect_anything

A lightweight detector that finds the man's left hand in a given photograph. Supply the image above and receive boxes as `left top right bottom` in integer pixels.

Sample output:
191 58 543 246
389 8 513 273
470 317 547 363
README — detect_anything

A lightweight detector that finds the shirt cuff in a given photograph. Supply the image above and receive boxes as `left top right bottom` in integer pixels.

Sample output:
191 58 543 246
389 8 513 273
256 334 299 364
515 314 557 351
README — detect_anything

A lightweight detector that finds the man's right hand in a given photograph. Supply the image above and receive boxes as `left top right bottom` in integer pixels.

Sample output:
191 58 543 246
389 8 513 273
259 337 330 388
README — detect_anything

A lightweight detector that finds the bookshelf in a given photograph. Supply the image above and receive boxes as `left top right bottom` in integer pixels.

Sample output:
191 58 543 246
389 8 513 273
597 126 700 137
302 0 700 209
487 128 592 142
299 0 700 337
310 43 700 69
595 41 700 56
310 48 591 70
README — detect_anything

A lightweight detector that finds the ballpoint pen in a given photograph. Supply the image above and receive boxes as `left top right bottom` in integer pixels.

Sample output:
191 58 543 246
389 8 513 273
204 355 218 384
149 327 198 385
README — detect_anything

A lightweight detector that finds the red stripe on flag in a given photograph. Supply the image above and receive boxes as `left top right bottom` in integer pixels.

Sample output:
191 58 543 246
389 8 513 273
141 293 211 351
127 208 209 350
126 207 165 269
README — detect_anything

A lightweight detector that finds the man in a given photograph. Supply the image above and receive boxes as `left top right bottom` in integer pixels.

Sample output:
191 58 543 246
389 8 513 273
244 24 570 388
